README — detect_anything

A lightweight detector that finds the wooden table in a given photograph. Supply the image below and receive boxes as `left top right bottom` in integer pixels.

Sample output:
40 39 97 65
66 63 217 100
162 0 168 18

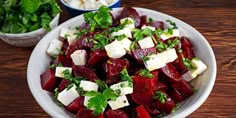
0 0 235 117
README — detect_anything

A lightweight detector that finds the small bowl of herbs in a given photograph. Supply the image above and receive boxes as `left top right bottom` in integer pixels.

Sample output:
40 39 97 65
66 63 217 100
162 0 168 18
0 0 61 47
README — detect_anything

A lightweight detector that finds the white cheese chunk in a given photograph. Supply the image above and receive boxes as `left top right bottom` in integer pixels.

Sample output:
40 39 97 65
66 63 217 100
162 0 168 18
110 81 133 95
57 84 79 106
105 0 115 4
190 59 207 78
59 28 78 44
105 40 126 59
160 29 180 40
120 17 135 31
108 95 129 110
67 35 77 45
141 25 156 31
144 54 166 71
79 80 98 92
71 50 87 66
162 48 178 63
119 38 132 51
67 0 84 9
95 0 108 8
47 39 63 57
55 67 72 78
138 37 155 49
182 71 194 82
84 0 95 9
111 28 132 38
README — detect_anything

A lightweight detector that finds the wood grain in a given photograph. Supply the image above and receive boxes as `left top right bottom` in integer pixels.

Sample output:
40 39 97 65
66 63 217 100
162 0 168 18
0 0 235 117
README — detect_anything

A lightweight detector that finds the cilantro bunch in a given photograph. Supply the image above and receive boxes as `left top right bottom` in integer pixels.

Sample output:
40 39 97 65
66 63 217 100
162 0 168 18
0 0 61 34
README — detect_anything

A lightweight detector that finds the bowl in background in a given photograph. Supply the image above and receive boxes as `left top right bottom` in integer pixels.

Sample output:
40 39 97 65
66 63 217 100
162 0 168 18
0 14 60 47
27 7 217 118
60 0 121 16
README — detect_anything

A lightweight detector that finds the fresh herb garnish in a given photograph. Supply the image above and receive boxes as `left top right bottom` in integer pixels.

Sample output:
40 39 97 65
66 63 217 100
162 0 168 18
49 63 63 70
95 79 108 91
153 91 167 104
142 55 150 61
63 69 85 87
182 58 195 69
84 5 112 32
139 69 154 78
166 19 178 29
113 34 127 41
120 68 133 87
156 41 168 52
167 38 180 48
133 28 154 41
155 28 164 39
74 29 88 38
92 34 111 50
152 113 166 118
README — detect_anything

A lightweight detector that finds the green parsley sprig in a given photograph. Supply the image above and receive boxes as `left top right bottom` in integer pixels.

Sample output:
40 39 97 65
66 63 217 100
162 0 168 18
139 69 154 78
63 69 85 87
153 91 167 104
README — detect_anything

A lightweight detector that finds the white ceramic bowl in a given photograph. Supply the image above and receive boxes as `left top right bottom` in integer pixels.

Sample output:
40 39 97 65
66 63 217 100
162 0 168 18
27 7 217 118
0 14 60 47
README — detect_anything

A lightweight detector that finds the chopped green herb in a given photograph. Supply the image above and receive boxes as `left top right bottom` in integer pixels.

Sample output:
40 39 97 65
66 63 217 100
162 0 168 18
155 28 164 39
156 41 168 52
142 55 150 61
139 69 154 78
153 91 167 104
192 57 200 61
74 29 88 38
147 18 154 23
178 48 183 53
182 58 195 69
142 28 153 37
133 28 144 41
95 79 108 91
120 68 132 83
52 88 64 107
167 38 180 48
92 34 111 50
113 34 126 41
115 89 121 95
63 69 85 87
64 34 70 38
66 83 74 90
130 41 137 50
49 64 56 70
171 105 177 113
56 48 65 55
193 88 199 93
166 19 178 29
152 113 166 118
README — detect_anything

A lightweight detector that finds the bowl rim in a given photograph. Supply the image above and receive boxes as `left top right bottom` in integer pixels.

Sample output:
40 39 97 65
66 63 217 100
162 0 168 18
60 0 120 11
27 7 217 118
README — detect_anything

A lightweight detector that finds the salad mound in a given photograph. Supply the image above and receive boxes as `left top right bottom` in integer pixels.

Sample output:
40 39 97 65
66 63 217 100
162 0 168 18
40 6 207 118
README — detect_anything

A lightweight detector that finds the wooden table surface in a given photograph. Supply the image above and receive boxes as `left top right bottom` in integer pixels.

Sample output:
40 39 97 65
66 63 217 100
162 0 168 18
0 0 235 117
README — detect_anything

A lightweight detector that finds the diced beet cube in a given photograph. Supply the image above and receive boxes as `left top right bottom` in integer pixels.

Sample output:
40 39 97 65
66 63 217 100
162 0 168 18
153 92 175 114
172 53 188 74
104 58 129 84
40 69 60 92
149 21 164 30
73 65 98 82
66 44 80 59
61 40 69 52
181 36 193 48
171 80 194 99
140 15 148 27
131 47 156 63
118 7 141 27
88 50 108 66
160 63 181 83
76 108 104 118
182 46 196 59
71 32 94 49
144 105 160 116
136 105 151 118
105 109 129 118
58 79 71 92
57 54 72 67
154 81 168 92
168 88 184 103
66 96 84 114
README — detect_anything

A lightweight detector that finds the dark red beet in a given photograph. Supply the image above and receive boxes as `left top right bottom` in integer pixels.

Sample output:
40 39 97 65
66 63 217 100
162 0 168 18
106 109 129 118
131 47 156 63
118 7 141 27
76 108 104 118
57 54 72 67
66 96 84 114
172 53 188 74
171 80 194 99
79 23 90 31
40 69 60 92
58 79 70 92
72 32 94 49
73 65 98 82
149 21 164 30
136 105 151 118
104 58 129 84
181 36 193 48
144 105 160 116
61 40 69 52
160 63 181 83
182 46 196 59
153 92 175 114
140 15 147 27
168 88 184 103
88 50 108 66
154 81 168 92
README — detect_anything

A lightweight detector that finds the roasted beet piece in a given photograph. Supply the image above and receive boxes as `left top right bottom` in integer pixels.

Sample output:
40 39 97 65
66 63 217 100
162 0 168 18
88 50 108 66
73 65 98 82
40 69 60 92
76 108 104 118
136 105 151 118
171 80 193 99
182 46 196 59
57 54 72 67
149 21 164 30
140 15 147 27
144 105 160 116
58 79 70 92
131 47 156 63
181 36 193 48
160 63 181 83
61 40 69 52
66 96 84 114
153 92 175 114
104 58 129 84
172 53 188 74
106 109 129 118
168 88 184 103
72 32 94 49
154 81 168 92
118 7 141 27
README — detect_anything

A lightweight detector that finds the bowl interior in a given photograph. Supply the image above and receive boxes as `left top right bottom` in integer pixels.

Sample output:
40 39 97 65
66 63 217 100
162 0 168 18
27 7 216 118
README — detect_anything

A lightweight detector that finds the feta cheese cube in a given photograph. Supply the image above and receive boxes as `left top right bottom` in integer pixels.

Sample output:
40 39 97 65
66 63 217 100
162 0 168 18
120 17 135 31
141 25 156 31
162 48 178 63
84 96 92 108
80 80 98 92
138 37 155 49
182 71 194 82
95 0 108 8
105 40 126 59
67 35 77 45
71 50 87 66
59 28 78 44
144 54 166 71
84 0 95 9
67 0 84 9
55 67 72 78
108 95 129 110
111 28 132 38
190 59 207 78
57 84 79 106
47 39 63 57
110 81 133 95
119 38 132 51
161 29 180 40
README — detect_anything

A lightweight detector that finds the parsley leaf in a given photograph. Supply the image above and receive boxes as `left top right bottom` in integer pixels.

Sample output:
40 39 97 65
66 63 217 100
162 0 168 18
153 91 167 104
113 34 126 41
156 41 168 52
92 34 111 50
20 0 41 13
139 69 154 78
142 55 150 61
120 68 133 85
167 38 180 48
182 58 195 69
63 69 85 87
166 19 178 29
95 79 108 91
